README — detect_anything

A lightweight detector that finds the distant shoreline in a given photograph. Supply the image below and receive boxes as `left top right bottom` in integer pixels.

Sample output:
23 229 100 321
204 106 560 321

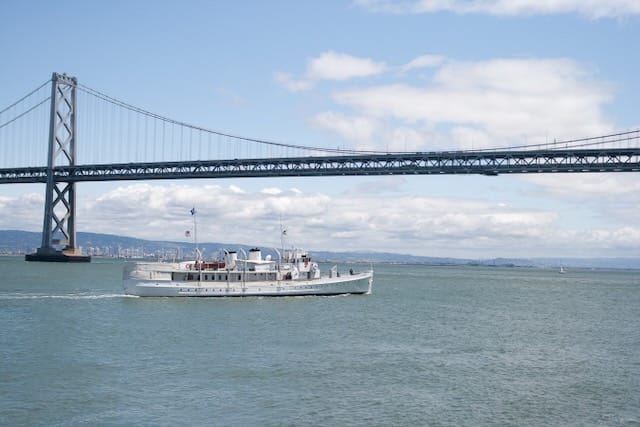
1 229 639 270
1 253 639 271
0 244 640 273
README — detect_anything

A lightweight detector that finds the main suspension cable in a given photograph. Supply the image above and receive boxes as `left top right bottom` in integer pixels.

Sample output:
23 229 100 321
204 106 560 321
77 83 372 155
0 79 51 115
77 82 639 156
0 97 51 130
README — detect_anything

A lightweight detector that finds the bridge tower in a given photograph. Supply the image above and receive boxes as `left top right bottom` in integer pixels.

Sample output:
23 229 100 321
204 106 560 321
26 73 90 262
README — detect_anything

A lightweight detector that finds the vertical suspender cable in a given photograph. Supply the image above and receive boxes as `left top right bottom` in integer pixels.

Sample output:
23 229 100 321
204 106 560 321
144 114 148 162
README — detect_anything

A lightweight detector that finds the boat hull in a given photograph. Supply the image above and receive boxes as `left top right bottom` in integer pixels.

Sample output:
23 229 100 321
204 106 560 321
123 263 373 297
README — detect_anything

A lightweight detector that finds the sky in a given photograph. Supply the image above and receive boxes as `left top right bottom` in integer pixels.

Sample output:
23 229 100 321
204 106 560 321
0 0 639 259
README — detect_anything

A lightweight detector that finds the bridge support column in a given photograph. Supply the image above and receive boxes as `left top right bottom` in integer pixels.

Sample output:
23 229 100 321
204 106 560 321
26 73 90 262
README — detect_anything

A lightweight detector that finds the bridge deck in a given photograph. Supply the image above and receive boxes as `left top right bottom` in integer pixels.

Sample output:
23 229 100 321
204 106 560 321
1 148 639 184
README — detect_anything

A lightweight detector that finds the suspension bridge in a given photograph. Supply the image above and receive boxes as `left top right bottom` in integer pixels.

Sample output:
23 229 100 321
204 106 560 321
1 73 639 261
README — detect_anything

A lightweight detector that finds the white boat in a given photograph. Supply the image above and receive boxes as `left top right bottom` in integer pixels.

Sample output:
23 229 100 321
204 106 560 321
123 248 373 297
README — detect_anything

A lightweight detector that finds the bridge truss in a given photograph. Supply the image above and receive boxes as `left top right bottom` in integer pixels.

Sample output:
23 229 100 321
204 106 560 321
0 147 638 184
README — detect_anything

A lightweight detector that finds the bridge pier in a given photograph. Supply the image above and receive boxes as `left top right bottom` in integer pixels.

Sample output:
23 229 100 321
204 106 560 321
25 247 90 262
26 73 90 263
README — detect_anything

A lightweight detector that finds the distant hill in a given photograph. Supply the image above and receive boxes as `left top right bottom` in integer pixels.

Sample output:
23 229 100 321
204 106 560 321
0 230 42 252
1 229 639 269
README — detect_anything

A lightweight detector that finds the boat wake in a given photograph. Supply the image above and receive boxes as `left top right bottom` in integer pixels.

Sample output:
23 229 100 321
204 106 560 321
0 293 139 300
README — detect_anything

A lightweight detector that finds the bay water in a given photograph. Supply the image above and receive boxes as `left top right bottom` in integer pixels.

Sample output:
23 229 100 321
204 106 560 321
1 257 638 426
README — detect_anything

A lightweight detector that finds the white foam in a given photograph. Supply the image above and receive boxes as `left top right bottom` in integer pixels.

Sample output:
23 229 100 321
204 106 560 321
0 293 138 300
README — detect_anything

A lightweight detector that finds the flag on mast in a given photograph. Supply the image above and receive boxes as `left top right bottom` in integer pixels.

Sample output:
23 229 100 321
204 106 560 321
190 207 196 216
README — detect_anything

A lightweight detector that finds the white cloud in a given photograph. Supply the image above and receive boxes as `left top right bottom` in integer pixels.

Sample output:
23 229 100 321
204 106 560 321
332 58 613 148
3 183 637 257
276 51 387 92
354 0 640 18
307 51 387 81
274 72 313 93
311 112 378 143
521 174 640 225
523 174 640 199
0 192 44 231
387 127 428 152
78 183 332 244
400 54 445 72
261 187 282 195
449 127 493 150
311 111 443 152
276 52 448 93
228 185 246 194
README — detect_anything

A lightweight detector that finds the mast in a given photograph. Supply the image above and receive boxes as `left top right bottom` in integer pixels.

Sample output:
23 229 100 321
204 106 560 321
279 215 287 261
190 207 199 262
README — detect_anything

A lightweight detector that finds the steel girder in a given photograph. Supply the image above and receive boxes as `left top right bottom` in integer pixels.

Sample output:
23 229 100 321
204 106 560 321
0 148 638 184
37 73 79 253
